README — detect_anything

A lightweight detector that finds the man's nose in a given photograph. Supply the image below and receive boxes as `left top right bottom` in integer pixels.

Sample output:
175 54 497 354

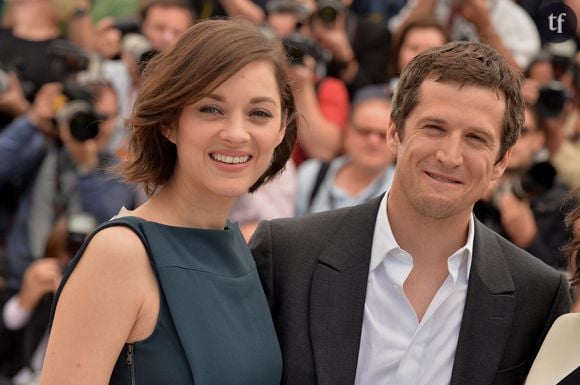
435 135 464 167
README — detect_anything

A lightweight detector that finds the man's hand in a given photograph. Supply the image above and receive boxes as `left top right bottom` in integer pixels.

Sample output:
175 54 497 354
496 191 538 248
59 121 99 173
0 73 30 117
459 0 493 35
18 258 63 311
310 12 354 63
27 82 63 137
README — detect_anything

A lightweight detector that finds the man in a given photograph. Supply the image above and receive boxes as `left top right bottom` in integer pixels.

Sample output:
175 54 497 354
101 0 195 150
389 0 540 70
250 41 571 385
0 82 139 292
295 96 394 216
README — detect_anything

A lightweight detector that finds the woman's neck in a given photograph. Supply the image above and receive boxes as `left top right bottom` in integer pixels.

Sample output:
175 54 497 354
134 182 235 230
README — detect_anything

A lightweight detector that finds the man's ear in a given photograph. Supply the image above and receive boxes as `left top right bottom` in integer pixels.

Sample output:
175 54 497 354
491 148 512 181
386 120 400 156
161 123 176 144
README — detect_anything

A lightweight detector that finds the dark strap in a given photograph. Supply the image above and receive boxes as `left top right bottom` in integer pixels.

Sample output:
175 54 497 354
308 162 330 211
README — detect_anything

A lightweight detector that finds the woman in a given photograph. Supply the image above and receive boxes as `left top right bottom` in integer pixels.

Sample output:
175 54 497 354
525 191 580 385
40 19 297 385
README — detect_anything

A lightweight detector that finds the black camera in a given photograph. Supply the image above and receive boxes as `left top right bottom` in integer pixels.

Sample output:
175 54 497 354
511 161 557 200
47 40 90 83
56 84 101 142
315 0 344 25
282 32 323 65
535 81 570 118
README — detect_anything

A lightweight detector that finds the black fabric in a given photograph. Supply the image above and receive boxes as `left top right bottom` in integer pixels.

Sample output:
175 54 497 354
250 195 571 385
557 366 580 385
325 13 391 98
0 293 52 378
474 181 571 270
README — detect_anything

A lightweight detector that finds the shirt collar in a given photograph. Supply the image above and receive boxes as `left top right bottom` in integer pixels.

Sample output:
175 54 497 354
370 192 474 280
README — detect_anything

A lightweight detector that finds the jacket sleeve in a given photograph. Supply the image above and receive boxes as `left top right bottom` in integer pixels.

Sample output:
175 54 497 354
0 116 46 186
249 220 275 310
76 170 138 224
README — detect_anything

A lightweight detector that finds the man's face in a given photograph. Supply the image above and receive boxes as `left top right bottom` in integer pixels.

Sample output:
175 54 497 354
141 5 193 51
344 100 393 172
507 107 544 172
387 80 511 220
94 87 118 150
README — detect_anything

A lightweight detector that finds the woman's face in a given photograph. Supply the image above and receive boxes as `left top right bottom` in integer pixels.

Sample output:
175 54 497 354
166 60 286 200
398 27 447 73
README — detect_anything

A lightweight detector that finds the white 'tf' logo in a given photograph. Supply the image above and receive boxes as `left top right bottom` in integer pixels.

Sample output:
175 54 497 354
549 12 567 33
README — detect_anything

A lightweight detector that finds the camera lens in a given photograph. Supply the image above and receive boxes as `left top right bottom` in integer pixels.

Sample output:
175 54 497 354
317 5 337 24
535 81 568 118
69 111 100 142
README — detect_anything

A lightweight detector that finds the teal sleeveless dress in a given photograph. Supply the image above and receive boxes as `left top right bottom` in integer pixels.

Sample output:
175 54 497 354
50 216 282 385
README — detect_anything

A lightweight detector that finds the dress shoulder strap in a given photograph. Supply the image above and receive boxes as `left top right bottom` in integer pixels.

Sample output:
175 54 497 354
48 216 154 332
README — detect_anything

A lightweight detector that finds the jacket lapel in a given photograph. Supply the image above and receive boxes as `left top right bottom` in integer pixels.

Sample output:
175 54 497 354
309 196 383 385
450 220 516 385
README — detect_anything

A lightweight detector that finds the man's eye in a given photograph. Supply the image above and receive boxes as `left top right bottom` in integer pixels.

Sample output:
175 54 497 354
425 125 443 132
467 134 486 143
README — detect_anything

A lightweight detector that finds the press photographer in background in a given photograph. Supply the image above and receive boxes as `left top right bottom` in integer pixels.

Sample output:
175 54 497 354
308 0 391 98
0 214 95 385
523 43 580 190
0 0 95 131
0 79 139 294
266 0 347 162
97 0 194 151
0 35 93 274
475 104 572 271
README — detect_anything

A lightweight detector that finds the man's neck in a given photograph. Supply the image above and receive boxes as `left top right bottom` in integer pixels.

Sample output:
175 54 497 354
386 188 470 265
12 9 60 41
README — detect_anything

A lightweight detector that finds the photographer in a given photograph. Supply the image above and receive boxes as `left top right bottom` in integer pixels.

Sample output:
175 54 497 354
308 0 391 97
99 0 195 150
390 0 540 70
267 1 348 162
525 47 580 191
0 81 139 293
474 105 571 270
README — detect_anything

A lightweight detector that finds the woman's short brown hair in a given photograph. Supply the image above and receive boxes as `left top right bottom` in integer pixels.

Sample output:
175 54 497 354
563 189 580 286
119 18 298 195
391 41 525 163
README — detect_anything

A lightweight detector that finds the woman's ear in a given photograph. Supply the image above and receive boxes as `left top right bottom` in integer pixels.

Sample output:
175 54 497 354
161 123 176 144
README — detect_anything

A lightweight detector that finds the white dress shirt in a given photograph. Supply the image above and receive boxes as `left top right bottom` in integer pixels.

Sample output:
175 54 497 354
354 194 474 385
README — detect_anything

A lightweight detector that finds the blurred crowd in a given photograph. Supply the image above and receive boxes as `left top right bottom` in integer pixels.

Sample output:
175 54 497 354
0 0 579 383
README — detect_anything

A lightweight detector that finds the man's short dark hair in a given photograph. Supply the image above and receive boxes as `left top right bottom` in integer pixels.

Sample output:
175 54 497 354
391 41 525 162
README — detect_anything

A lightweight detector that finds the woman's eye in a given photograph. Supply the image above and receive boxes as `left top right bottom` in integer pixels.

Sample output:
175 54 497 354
199 106 222 114
251 109 273 119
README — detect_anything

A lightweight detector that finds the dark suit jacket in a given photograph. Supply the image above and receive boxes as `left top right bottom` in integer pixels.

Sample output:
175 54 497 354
250 196 571 385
